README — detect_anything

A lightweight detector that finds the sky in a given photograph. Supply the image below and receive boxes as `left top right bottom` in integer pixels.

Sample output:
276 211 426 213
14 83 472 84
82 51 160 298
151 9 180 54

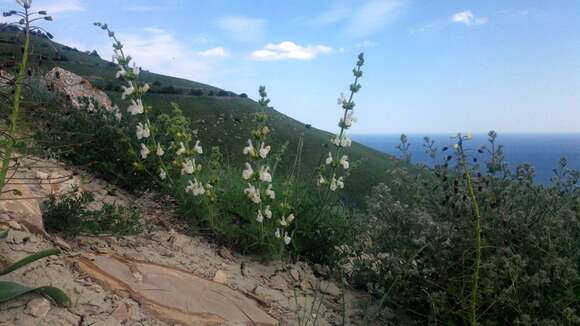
2 0 579 134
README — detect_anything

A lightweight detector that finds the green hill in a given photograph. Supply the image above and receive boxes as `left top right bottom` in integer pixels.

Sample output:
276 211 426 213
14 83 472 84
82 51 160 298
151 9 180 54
0 27 407 205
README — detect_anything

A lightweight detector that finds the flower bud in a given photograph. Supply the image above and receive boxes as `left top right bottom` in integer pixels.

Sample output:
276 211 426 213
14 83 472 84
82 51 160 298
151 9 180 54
44 16 53 21
38 11 47 15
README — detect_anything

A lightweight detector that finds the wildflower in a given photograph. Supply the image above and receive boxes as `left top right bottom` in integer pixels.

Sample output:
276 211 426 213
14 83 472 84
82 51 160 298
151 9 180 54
274 228 281 239
115 66 127 79
176 142 186 155
243 139 255 156
466 132 474 140
265 184 275 199
326 152 333 165
159 168 167 180
256 210 264 223
141 83 150 93
280 216 288 227
337 93 346 106
318 175 326 185
242 162 254 180
121 84 135 100
156 143 165 156
264 205 272 219
193 140 203 154
340 155 349 169
336 176 345 189
132 63 140 76
283 232 292 245
136 122 150 140
140 143 149 159
330 176 344 191
127 99 143 115
181 159 196 175
186 178 205 196
115 111 122 121
259 142 271 158
341 111 357 128
259 166 272 183
244 184 261 204
453 144 459 150
286 213 295 223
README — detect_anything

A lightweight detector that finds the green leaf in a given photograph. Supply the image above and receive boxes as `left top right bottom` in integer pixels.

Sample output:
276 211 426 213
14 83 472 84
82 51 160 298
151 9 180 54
0 281 70 307
0 248 61 276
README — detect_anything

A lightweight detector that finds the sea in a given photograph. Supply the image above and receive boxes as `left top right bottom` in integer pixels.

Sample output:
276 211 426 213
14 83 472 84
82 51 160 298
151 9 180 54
352 133 580 185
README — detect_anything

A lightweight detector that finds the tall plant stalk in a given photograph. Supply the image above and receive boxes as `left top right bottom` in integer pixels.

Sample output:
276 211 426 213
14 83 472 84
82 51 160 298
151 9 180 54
457 135 482 326
0 7 30 192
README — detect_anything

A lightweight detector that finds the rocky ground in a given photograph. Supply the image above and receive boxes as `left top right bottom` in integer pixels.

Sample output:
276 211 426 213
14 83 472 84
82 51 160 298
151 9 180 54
0 155 366 325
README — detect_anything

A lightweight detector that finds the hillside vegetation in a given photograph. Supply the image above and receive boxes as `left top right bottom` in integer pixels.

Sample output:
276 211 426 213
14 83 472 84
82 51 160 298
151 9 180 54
0 27 406 205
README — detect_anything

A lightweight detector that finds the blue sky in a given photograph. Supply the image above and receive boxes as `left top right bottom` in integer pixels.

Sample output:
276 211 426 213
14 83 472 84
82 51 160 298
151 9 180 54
2 0 579 133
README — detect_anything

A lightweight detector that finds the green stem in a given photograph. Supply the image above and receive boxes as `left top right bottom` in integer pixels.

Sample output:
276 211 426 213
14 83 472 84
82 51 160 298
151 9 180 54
0 10 30 192
460 145 482 326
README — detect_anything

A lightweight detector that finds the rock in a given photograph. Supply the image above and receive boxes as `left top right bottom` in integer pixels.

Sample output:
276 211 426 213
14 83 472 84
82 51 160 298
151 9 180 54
45 67 112 110
313 264 330 278
213 270 227 284
0 183 43 230
112 302 132 322
289 267 301 282
24 297 51 318
319 281 341 297
269 274 287 291
218 246 234 261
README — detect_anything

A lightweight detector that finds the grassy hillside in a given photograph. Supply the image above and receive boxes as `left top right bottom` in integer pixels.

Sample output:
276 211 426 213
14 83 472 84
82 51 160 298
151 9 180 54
0 27 407 204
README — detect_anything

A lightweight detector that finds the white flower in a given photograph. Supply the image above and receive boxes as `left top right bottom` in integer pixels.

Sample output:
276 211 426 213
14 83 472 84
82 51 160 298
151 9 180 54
256 210 264 223
283 232 292 245
176 142 186 155
326 152 333 165
318 175 326 185
339 155 349 169
341 111 357 128
193 140 203 154
341 136 352 147
185 178 205 196
244 184 261 204
337 92 346 106
140 143 149 159
265 184 275 200
159 168 167 180
264 205 272 219
453 144 459 150
275 228 281 239
132 64 140 76
287 213 295 223
242 163 254 180
466 132 474 140
181 159 196 175
243 139 255 156
259 166 272 183
280 216 288 227
87 101 95 112
115 66 127 79
156 143 165 156
127 99 143 115
259 142 271 159
121 84 135 100
136 122 150 140
337 176 345 189
115 111 122 121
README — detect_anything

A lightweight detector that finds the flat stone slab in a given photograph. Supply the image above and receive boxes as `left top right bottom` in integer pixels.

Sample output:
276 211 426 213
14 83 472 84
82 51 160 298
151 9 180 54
75 253 277 326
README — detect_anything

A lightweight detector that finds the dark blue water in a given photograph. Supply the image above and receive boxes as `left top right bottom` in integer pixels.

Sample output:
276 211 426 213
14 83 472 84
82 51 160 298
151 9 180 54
353 134 580 185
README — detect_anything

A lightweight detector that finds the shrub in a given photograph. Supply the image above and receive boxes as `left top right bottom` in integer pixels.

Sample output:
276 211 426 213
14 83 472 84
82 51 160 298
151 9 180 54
341 132 580 325
42 190 143 237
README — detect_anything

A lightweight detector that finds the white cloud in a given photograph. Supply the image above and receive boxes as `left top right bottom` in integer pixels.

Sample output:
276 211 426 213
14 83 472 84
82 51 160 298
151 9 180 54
99 27 213 83
356 40 377 48
452 11 488 26
250 41 333 61
196 47 229 58
36 0 85 14
218 16 265 42
347 0 404 38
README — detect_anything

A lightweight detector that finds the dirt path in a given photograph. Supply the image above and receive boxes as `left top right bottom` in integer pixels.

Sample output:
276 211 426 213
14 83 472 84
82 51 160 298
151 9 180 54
0 156 364 325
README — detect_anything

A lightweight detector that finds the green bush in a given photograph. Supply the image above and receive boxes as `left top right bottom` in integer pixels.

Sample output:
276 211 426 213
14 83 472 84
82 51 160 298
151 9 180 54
340 132 580 325
42 190 143 237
